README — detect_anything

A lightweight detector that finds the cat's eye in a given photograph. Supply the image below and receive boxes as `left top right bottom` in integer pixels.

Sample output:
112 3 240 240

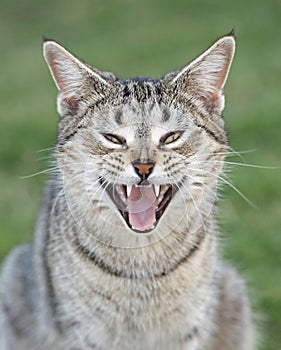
103 133 126 145
160 131 183 145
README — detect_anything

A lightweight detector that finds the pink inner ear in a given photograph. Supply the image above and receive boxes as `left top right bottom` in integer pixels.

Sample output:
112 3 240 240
51 66 72 96
55 72 68 94
206 54 232 103
44 46 76 96
44 50 64 93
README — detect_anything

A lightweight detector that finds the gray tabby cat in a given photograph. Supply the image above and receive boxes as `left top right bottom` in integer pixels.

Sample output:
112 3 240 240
0 33 255 349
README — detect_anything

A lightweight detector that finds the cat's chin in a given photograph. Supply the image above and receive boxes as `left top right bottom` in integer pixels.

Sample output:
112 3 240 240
99 178 179 234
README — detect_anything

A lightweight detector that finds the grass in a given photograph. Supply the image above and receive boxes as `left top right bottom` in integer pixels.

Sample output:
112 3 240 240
0 0 280 348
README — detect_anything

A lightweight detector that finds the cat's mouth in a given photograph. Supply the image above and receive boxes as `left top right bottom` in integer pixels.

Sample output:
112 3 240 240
101 180 178 233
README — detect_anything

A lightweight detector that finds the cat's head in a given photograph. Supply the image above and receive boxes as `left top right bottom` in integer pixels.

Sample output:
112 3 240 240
43 34 235 243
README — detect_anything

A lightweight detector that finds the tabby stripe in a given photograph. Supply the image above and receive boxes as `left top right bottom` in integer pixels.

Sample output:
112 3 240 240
115 109 123 125
193 121 225 144
64 129 78 142
44 249 62 333
174 98 226 145
158 231 206 277
62 124 88 143
161 107 171 122
181 326 199 343
70 230 206 279
44 184 64 333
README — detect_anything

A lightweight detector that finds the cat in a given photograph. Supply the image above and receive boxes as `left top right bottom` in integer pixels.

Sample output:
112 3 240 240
0 33 255 349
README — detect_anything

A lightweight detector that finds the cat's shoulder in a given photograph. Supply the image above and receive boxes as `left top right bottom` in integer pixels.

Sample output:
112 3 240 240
0 244 35 338
212 262 256 350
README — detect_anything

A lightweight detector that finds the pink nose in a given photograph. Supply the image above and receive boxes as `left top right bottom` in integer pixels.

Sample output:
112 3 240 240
132 160 154 180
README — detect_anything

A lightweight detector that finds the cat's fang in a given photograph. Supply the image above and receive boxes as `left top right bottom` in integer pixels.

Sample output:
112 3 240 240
154 185 160 197
126 185 133 197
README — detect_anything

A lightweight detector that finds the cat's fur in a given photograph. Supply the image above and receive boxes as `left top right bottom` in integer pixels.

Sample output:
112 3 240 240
0 34 255 349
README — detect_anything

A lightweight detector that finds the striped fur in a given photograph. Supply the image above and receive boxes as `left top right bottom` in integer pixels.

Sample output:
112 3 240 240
0 34 255 349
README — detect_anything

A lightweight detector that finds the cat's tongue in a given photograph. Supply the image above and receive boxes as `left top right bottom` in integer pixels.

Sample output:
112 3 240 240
127 185 156 231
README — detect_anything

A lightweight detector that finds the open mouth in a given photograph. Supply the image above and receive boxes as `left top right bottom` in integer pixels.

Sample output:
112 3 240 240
100 180 178 233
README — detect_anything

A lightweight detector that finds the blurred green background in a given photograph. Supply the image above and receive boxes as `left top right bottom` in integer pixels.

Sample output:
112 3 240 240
0 0 280 348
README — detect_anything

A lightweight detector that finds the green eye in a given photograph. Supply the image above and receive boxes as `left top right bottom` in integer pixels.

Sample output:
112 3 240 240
160 131 183 145
103 133 126 145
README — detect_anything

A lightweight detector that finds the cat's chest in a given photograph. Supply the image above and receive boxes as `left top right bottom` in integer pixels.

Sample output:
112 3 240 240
56 269 191 324
52 259 213 350
56 282 202 350
48 229 216 348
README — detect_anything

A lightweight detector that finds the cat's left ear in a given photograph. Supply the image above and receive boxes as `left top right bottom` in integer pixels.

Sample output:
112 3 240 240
166 35 235 113
43 39 114 115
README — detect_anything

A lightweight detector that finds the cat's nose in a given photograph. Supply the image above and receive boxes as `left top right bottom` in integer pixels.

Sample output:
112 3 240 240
132 159 155 181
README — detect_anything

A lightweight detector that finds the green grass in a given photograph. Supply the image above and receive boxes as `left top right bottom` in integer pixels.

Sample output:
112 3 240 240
0 0 280 348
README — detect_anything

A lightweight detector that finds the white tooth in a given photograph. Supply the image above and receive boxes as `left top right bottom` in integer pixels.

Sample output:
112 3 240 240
154 185 160 197
126 185 132 197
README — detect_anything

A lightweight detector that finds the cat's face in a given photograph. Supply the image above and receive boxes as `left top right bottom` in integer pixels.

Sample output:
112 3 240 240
43 35 235 238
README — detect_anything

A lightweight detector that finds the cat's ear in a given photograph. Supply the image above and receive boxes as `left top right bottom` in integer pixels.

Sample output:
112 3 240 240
43 40 113 115
166 35 235 112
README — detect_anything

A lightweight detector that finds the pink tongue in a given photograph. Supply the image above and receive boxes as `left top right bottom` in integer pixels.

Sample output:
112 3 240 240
127 185 156 231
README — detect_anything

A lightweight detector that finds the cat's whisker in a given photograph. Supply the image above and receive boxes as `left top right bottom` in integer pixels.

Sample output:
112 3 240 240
36 155 56 162
182 165 257 209
20 161 99 179
175 177 207 230
226 146 257 161
50 170 103 214
210 160 279 169
217 174 258 209
20 166 61 179
194 149 255 159
190 153 279 170
92 181 109 204
181 171 217 198
165 170 202 229
35 146 57 153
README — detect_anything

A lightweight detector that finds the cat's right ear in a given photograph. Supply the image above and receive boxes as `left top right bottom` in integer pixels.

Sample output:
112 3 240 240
43 40 113 115
163 35 235 113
